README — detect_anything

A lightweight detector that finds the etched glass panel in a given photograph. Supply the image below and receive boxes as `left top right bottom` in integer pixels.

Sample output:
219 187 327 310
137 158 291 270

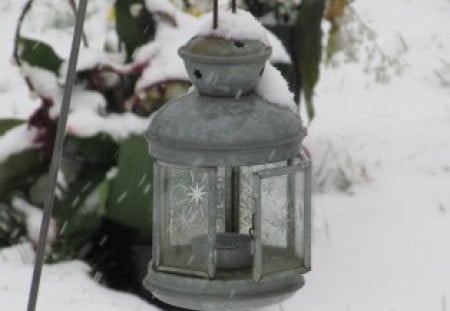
260 173 292 276
158 164 214 276
261 175 288 247
253 157 310 278
239 161 286 234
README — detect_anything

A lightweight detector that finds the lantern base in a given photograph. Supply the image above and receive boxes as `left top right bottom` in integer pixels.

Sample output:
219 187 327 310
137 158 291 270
144 263 304 311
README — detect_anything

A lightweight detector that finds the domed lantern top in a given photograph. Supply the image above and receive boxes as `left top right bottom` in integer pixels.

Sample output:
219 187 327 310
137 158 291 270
145 35 307 167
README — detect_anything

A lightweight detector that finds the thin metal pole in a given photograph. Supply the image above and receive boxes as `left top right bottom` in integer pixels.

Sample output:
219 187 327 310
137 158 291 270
213 0 219 29
26 0 88 310
231 0 237 13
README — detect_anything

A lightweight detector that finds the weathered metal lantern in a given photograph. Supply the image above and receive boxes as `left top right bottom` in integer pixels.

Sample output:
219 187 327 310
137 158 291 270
143 19 311 311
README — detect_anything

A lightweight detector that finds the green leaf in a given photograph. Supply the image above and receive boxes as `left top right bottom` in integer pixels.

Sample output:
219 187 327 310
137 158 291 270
17 37 63 75
295 0 326 121
0 150 47 200
273 62 293 85
244 0 273 18
115 0 156 62
105 135 153 238
65 134 119 167
49 134 120 260
0 202 27 248
0 119 24 136
325 25 340 63
50 165 109 261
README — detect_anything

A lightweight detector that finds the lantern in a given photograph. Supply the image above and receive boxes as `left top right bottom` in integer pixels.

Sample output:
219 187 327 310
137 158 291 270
143 28 311 311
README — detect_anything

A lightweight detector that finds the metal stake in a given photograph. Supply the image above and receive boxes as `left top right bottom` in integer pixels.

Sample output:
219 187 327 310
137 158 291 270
26 0 88 310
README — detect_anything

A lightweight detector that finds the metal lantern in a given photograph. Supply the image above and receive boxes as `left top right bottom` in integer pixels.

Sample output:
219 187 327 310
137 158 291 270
143 33 311 311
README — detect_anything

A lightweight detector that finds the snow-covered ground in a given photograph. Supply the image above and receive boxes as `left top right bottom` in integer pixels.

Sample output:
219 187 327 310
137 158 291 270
0 243 158 310
1 0 450 310
285 1 450 310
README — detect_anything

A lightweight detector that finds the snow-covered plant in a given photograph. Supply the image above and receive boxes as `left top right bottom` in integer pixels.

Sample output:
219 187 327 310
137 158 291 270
0 0 202 268
324 1 408 84
243 0 302 24
312 142 369 193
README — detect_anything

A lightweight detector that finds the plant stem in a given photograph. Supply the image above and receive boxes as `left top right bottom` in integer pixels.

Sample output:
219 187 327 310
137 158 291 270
13 0 34 67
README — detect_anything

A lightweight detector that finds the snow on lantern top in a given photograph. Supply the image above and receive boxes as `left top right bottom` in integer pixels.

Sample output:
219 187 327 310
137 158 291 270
178 9 272 97
197 9 271 46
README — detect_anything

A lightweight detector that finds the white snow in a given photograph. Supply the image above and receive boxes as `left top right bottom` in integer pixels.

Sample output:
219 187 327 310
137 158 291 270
130 3 145 18
284 1 450 310
146 0 180 16
21 63 61 99
106 167 118 180
266 31 291 64
66 111 150 141
197 9 270 46
0 123 37 163
134 0 199 92
19 0 111 60
255 62 297 112
19 61 145 142
0 0 40 119
47 86 107 119
59 48 125 77
0 244 160 311
11 198 57 248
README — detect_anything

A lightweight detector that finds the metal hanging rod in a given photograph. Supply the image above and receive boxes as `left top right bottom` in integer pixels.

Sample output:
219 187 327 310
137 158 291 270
26 0 88 310
213 0 219 29
232 0 237 13
213 0 238 29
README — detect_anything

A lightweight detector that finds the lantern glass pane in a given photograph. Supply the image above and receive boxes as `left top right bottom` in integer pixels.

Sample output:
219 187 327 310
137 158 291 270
239 161 286 235
260 174 294 276
158 164 214 275
216 167 226 232
294 167 306 262
254 158 310 278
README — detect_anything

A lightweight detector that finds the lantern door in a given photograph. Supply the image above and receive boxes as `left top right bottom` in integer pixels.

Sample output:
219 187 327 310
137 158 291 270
153 161 217 278
251 156 311 282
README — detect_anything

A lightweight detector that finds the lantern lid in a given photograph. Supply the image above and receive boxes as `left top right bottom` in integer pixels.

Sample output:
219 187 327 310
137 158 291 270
178 36 271 97
179 36 271 61
145 92 306 167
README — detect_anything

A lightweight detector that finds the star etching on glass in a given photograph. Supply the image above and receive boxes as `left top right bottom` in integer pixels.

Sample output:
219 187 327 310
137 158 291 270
186 182 207 206
169 171 209 241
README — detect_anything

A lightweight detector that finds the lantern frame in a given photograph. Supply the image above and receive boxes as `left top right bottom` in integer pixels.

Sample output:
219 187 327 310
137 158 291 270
145 153 311 311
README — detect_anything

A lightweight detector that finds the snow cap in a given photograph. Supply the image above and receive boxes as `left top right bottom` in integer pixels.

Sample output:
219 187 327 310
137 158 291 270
197 9 270 46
